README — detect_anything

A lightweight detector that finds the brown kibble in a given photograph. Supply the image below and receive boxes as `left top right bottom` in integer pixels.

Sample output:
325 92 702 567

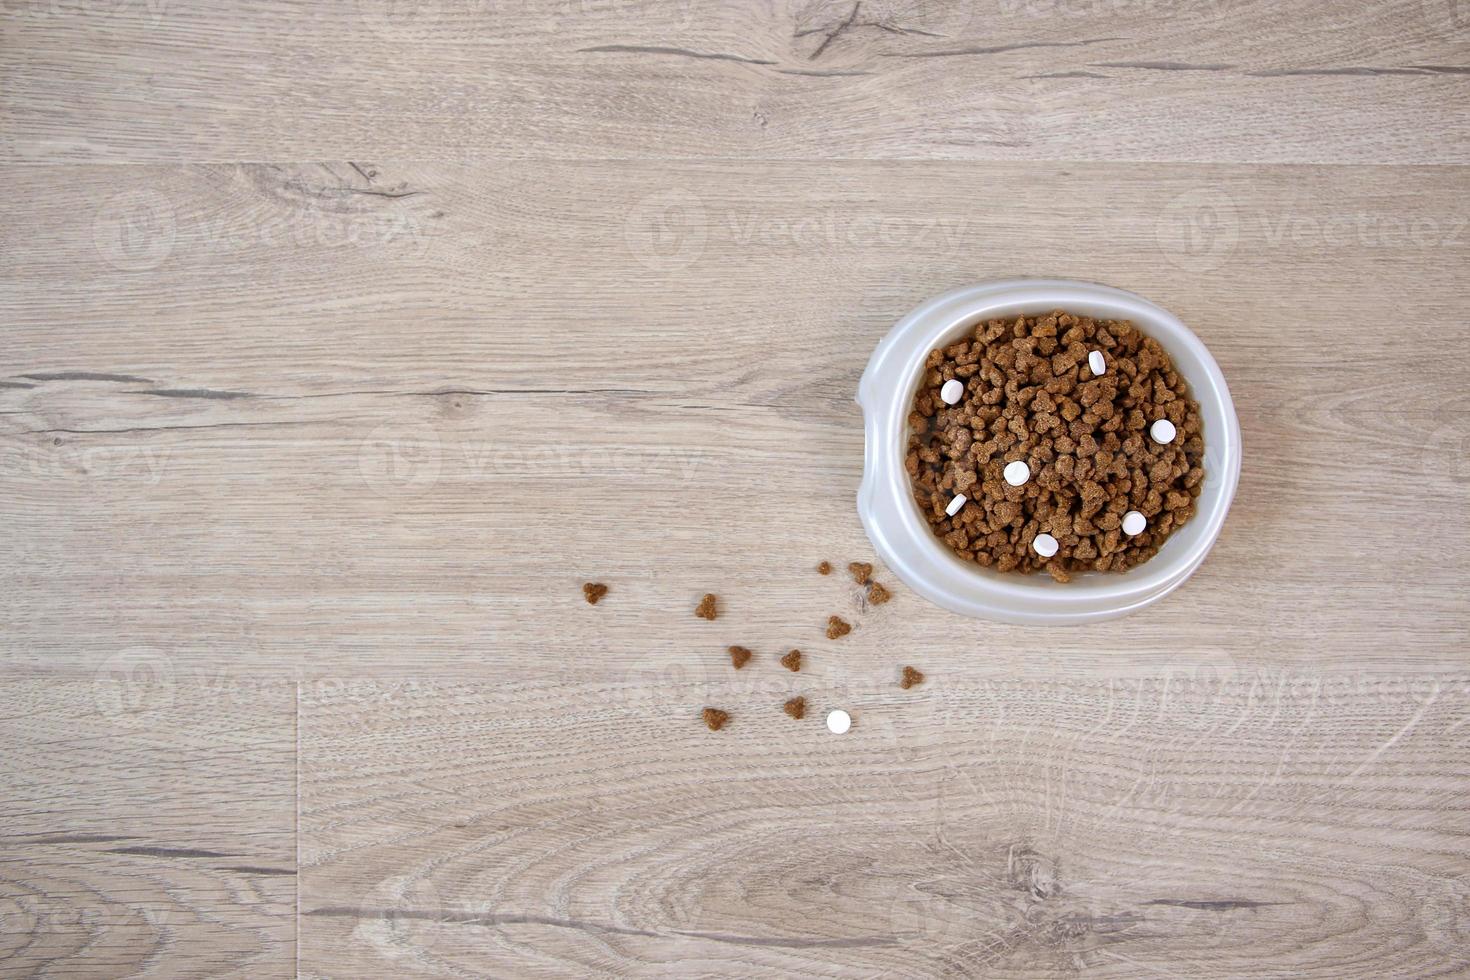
826 616 852 639
780 649 802 672
906 310 1203 578
728 645 752 669
817 560 832 575
701 708 729 731
783 696 806 719
848 561 873 585
695 593 718 620
868 582 892 605
582 583 608 605
900 666 925 689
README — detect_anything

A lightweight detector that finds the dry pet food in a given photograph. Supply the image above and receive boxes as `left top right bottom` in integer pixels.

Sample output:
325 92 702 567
817 561 832 575
781 649 802 672
848 562 873 585
728 645 752 669
702 707 729 731
695 593 718 620
907 310 1204 582
783 696 806 719
868 582 891 605
900 666 924 689
826 616 852 639
582 582 608 605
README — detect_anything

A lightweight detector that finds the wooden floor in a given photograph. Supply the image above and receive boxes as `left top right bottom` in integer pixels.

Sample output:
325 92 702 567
3 1 1468 976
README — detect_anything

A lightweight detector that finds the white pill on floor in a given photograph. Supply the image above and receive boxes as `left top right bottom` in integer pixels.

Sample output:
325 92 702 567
945 494 967 516
1032 533 1059 558
1003 460 1030 487
826 709 852 735
1122 510 1147 536
1088 350 1106 375
940 379 964 405
1150 419 1177 444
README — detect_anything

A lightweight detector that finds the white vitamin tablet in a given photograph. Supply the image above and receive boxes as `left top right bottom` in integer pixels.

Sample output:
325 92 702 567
945 494 967 516
1003 460 1030 487
940 379 964 405
826 709 852 734
1150 419 1177 444
1122 511 1147 536
1032 533 1059 558
1088 350 1106 375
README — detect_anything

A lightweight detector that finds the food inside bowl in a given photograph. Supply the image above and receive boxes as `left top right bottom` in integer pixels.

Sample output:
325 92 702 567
906 310 1204 583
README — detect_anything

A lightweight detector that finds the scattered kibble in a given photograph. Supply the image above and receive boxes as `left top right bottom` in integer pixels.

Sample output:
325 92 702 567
702 708 729 731
940 379 964 405
1032 533 1059 558
695 593 718 620
945 494 967 516
728 645 752 669
900 666 925 689
783 696 806 719
1122 510 1147 536
817 560 832 575
826 616 852 639
1003 460 1030 487
826 709 852 734
582 583 608 605
1088 350 1107 376
848 561 873 585
1150 418 1177 445
868 581 891 605
780 649 802 672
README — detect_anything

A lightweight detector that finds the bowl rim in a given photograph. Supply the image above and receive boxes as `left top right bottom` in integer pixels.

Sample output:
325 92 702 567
857 278 1242 624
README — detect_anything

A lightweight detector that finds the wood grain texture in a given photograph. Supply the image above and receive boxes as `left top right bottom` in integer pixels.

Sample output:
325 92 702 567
4 0 1469 974
298 673 1470 977
2 0 1467 163
0 676 296 977
2 161 1467 676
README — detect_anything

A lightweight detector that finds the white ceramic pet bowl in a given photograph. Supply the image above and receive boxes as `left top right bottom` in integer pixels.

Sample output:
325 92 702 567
857 279 1241 625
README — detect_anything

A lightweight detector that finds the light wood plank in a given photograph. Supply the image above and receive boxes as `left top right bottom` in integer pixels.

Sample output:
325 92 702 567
4 8 1469 973
0 674 297 977
2 0 1466 163
2 161 1467 674
298 672 1470 977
